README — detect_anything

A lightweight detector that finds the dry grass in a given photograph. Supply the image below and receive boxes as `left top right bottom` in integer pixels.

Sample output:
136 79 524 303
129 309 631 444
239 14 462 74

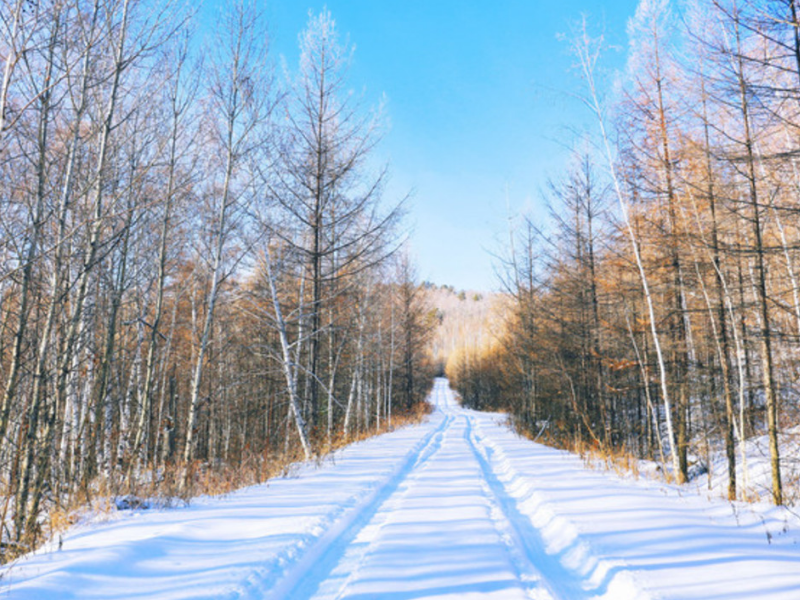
570 439 642 480
154 408 433 502
320 402 434 456
182 402 433 498
512 420 650 482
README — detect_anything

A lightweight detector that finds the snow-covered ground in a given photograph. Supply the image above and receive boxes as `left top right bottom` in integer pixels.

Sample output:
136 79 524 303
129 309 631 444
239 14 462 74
3 378 800 599
684 426 800 505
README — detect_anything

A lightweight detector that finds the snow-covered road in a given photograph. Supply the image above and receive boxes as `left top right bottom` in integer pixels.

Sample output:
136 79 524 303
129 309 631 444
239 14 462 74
4 378 800 599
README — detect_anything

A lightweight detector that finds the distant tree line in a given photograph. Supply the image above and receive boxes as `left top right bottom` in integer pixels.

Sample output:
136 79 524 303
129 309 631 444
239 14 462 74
450 0 800 506
0 0 434 557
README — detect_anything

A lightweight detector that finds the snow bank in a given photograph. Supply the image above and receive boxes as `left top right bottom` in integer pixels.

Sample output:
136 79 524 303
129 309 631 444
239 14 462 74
470 408 800 600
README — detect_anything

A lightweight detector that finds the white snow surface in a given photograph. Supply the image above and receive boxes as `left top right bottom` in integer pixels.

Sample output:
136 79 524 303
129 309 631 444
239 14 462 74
3 378 800 599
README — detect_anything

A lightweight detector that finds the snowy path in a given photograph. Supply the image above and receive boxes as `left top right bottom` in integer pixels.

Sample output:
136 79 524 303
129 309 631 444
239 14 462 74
4 379 800 599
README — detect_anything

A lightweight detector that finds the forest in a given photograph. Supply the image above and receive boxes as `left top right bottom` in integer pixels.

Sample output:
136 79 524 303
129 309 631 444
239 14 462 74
450 0 800 508
0 0 436 558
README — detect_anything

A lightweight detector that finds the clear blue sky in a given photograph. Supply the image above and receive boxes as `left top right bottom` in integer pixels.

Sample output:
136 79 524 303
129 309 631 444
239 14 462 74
215 0 640 291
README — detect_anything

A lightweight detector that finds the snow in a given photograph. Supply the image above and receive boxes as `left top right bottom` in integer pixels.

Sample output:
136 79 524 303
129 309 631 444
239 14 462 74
687 427 800 505
3 378 800 599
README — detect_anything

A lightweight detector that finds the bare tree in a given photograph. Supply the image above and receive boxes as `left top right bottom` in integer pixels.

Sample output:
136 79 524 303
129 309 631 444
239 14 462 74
270 9 400 433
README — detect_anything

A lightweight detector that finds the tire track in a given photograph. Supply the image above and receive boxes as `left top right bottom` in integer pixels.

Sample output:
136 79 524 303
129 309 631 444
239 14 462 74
253 411 453 600
465 412 650 600
463 414 576 600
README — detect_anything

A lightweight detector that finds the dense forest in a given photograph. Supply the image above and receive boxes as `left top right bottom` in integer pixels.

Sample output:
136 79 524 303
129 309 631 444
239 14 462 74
0 0 435 557
450 0 800 507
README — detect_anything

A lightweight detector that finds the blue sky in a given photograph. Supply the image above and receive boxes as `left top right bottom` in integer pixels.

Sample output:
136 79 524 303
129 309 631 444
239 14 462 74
217 1 640 291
